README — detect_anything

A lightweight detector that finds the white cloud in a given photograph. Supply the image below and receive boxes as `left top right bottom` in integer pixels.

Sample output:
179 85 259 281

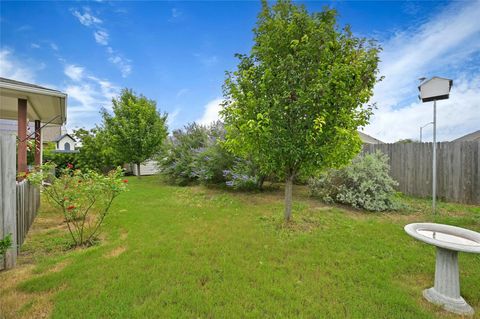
64 64 84 81
17 25 31 32
367 1 480 142
0 47 119 130
197 98 223 125
176 88 189 97
65 73 120 129
194 53 218 67
50 43 59 51
107 47 132 77
365 76 480 142
31 43 40 49
94 30 109 45
167 108 181 128
72 8 102 27
171 8 181 19
0 49 36 82
71 7 132 78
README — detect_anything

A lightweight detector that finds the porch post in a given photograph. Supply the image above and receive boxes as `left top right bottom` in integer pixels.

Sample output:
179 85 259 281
34 120 42 166
17 98 28 178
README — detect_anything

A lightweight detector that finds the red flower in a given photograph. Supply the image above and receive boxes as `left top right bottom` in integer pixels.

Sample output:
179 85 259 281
67 205 75 211
123 179 128 183
67 163 74 169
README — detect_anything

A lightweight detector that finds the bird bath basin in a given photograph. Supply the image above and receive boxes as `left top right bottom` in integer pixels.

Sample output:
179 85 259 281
405 223 480 315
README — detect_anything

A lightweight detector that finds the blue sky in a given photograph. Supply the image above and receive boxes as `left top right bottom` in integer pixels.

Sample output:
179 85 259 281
1 0 479 142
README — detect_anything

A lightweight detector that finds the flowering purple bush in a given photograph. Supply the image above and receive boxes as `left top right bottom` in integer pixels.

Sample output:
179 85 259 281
159 121 264 189
223 159 263 190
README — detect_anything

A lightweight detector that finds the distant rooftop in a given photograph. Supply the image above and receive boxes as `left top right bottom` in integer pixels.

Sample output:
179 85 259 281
452 130 480 142
358 131 383 144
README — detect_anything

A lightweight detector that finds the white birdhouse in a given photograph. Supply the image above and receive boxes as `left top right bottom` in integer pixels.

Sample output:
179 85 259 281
418 77 453 102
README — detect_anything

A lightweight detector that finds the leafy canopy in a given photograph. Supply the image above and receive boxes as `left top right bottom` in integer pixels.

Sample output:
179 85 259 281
221 0 381 179
103 88 168 166
74 127 123 173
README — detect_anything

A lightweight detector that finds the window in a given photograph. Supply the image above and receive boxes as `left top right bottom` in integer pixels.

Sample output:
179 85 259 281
64 142 70 151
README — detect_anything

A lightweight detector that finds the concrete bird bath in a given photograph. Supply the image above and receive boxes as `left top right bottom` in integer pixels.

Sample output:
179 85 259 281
405 223 480 315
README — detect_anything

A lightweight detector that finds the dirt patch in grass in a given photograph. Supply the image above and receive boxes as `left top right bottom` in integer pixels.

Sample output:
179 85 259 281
105 246 127 258
49 260 70 274
0 203 80 318
0 264 62 319
119 229 129 241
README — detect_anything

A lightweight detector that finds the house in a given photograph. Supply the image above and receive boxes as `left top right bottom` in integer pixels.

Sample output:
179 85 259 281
126 160 160 176
452 130 480 142
42 125 63 143
358 131 383 144
0 77 67 169
0 77 67 270
0 119 62 148
53 133 77 152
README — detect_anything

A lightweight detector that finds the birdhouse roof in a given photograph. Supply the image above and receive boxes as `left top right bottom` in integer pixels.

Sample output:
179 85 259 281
418 76 453 91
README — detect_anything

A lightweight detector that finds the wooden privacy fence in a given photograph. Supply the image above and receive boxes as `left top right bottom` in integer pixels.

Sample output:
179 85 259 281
16 180 40 248
362 141 480 205
1 134 17 270
1 133 41 270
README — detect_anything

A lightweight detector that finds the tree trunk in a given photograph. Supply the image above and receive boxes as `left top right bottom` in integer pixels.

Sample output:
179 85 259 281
284 174 294 221
136 163 141 178
257 175 266 190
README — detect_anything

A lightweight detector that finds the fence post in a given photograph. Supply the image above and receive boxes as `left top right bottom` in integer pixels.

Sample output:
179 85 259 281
0 133 17 270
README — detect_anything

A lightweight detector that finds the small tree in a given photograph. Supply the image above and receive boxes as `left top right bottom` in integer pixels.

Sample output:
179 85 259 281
103 89 168 177
221 0 381 221
28 164 127 247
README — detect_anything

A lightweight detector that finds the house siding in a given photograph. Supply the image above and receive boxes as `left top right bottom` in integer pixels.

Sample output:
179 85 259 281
132 160 160 176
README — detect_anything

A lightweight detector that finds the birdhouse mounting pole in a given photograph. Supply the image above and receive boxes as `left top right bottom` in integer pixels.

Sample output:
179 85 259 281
432 99 437 215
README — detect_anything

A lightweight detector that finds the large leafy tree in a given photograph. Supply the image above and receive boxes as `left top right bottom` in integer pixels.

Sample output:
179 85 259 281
103 89 168 176
221 0 381 221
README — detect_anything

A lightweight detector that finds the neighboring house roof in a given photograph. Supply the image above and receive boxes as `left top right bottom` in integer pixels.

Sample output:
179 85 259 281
0 119 61 142
358 131 383 144
54 133 76 142
452 130 480 142
42 126 62 142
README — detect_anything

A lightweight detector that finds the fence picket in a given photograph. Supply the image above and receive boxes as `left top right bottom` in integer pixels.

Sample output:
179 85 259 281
362 141 480 204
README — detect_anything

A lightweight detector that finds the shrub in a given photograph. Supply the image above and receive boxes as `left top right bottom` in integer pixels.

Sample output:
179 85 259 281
159 121 265 190
43 151 79 174
193 122 235 184
159 123 209 185
223 159 264 190
0 234 12 257
28 164 127 247
308 151 402 211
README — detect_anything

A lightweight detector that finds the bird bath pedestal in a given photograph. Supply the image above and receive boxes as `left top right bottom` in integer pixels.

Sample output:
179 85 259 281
405 223 480 316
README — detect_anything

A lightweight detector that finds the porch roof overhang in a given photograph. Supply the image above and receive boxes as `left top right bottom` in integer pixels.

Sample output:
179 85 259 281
0 77 67 125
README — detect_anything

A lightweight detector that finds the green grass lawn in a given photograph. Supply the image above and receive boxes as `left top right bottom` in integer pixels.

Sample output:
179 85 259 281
1 176 479 318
